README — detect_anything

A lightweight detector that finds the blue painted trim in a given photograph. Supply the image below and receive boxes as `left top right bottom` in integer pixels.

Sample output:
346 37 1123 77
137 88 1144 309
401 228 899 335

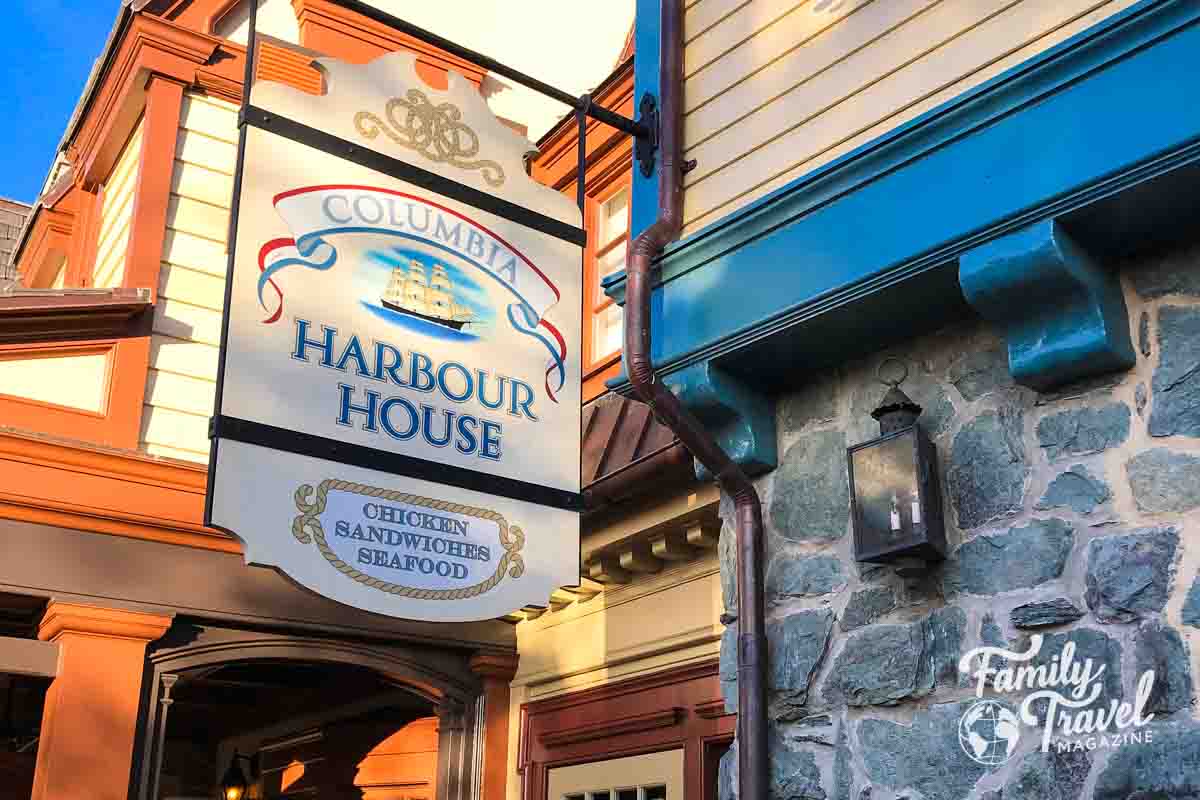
960 220 1136 390
631 0 662 241
662 362 777 478
607 0 1200 397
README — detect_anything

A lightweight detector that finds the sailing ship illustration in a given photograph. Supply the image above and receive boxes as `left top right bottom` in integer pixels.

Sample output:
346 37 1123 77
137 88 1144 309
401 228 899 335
380 258 476 331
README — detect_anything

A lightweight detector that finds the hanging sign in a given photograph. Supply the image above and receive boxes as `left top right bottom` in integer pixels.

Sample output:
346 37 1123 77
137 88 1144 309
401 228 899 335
206 49 583 622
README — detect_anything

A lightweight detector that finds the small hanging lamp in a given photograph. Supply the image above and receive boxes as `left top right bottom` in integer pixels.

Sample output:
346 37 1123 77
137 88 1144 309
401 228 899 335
219 750 252 800
847 358 947 564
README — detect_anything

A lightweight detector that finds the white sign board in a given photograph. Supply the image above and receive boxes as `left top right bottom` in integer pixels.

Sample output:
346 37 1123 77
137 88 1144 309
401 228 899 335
207 51 582 622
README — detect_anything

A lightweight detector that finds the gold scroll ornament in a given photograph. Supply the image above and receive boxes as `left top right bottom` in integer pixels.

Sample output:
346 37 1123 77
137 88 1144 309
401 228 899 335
292 479 525 600
355 89 505 187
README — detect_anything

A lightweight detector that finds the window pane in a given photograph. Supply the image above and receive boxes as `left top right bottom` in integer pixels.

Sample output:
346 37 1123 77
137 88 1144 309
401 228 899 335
564 795 585 800
589 792 612 800
599 188 629 244
593 303 623 360
596 240 627 303
642 786 666 800
616 790 638 800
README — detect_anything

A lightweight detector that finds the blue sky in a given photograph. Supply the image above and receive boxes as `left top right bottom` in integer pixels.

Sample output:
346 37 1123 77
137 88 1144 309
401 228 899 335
2 1 123 203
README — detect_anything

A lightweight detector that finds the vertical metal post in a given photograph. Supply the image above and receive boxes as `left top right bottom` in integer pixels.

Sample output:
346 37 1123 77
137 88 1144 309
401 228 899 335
205 0 259 524
575 95 591 213
145 673 179 800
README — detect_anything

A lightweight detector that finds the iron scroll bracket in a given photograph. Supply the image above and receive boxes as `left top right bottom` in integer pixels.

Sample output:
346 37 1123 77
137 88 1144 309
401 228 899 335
636 93 660 178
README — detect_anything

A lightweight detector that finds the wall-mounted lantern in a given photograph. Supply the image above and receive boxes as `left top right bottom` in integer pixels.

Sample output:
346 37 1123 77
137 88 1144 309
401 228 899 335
847 359 947 565
219 750 257 800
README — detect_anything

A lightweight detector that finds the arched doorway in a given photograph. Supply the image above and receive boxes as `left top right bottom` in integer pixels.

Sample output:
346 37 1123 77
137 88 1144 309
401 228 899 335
133 623 485 800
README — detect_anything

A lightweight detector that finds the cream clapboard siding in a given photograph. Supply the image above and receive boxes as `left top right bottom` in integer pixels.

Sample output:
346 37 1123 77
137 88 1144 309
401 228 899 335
93 120 144 288
140 92 236 462
681 0 1141 234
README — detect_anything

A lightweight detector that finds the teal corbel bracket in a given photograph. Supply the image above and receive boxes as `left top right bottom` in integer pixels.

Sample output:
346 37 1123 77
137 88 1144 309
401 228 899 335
660 361 777 480
958 219 1135 391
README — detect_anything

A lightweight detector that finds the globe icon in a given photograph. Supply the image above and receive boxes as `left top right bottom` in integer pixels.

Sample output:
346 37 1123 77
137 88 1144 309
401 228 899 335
958 700 1021 765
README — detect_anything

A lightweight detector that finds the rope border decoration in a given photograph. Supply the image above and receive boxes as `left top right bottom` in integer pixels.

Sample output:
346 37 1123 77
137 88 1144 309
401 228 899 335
292 479 525 601
355 89 506 187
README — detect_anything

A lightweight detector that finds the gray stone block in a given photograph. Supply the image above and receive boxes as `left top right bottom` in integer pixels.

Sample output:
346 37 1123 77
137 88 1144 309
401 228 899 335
774 747 827 800
823 623 932 707
719 742 737 800
720 518 738 614
1092 721 1200 799
1127 448 1200 513
942 519 1074 596
785 714 835 747
768 555 847 600
770 430 850 542
1133 621 1193 715
839 586 896 632
925 606 966 687
770 608 836 715
1149 304 1200 437
725 737 829 800
1139 311 1151 357
981 613 1007 648
948 346 1013 402
720 623 739 713
1036 403 1130 460
1032 628 1124 709
1085 527 1178 623
948 407 1028 529
833 721 852 800
1035 464 1112 514
781 373 838 432
1135 382 1148 417
1131 242 1200 298
1010 598 1085 629
1184 578 1200 629
1003 748 1091 800
859 701 996 800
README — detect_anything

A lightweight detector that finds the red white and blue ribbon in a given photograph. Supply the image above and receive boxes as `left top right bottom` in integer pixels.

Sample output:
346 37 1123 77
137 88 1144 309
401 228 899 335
254 185 568 401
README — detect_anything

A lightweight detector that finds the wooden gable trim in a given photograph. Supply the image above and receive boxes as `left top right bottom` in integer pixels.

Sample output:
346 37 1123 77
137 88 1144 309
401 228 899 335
532 59 634 193
292 0 487 89
71 14 221 187
0 429 233 553
17 206 74 289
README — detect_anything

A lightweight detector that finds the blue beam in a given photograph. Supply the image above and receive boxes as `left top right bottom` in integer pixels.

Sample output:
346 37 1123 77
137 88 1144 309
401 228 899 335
608 0 1200 398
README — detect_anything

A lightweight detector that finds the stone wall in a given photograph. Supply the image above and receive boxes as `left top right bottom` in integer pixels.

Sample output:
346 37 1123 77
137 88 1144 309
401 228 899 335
718 241 1200 799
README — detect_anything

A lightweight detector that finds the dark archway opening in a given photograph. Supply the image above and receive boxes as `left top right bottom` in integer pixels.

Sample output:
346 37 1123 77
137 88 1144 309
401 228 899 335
156 659 442 799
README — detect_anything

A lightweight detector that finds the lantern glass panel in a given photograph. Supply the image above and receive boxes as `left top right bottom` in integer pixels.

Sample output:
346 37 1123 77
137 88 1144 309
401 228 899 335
849 429 926 561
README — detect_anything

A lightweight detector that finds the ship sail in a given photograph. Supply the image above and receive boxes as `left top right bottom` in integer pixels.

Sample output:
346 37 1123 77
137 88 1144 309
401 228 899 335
379 256 476 330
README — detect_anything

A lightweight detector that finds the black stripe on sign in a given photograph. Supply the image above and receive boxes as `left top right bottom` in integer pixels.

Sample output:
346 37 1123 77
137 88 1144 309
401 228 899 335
240 105 587 247
211 415 583 513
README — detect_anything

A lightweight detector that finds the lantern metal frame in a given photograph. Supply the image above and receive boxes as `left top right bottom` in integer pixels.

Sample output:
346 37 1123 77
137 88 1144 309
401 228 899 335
847 360 947 564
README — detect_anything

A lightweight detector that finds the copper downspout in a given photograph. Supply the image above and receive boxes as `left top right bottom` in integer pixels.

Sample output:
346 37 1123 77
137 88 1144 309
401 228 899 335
623 1 767 797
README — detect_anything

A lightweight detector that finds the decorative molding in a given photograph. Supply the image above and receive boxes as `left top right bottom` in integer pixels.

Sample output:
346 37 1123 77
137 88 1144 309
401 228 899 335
540 708 682 748
292 0 487 89
469 652 520 682
612 0 1200 396
959 219 1135 390
523 660 718 715
38 601 173 643
0 429 237 552
0 290 152 344
692 699 730 720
